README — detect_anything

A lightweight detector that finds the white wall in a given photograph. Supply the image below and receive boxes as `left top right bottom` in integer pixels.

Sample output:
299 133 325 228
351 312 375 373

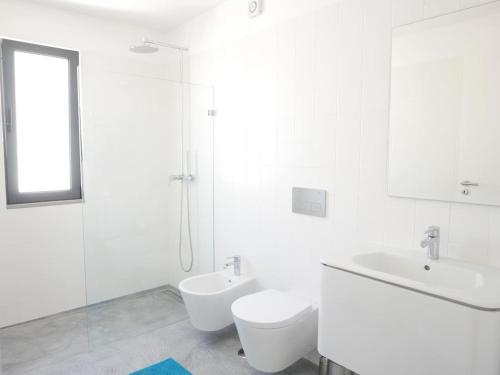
167 0 500 303
1 0 497 328
0 0 183 327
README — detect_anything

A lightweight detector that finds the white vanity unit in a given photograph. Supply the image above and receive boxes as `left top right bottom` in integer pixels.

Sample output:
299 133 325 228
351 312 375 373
319 250 500 375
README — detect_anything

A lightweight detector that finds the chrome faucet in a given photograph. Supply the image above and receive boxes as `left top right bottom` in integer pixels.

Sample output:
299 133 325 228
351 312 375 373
169 174 194 182
420 226 440 260
224 256 241 276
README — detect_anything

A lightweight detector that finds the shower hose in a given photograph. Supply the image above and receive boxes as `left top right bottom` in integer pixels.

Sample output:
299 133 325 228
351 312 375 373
178 175 194 272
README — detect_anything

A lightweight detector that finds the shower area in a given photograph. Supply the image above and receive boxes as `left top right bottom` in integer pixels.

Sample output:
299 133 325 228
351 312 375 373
80 50 215 344
82 43 215 305
0 40 215 372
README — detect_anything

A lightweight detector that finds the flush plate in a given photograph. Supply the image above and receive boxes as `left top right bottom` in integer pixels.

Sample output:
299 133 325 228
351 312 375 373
292 187 327 217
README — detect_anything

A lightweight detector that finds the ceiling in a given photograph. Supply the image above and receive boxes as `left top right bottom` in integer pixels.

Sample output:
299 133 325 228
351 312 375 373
23 0 225 32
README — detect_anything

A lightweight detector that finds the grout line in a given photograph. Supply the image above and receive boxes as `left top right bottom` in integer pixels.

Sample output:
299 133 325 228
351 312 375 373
212 84 216 273
332 2 342 220
446 202 453 256
79 204 91 351
411 199 417 247
355 1 367 244
487 206 492 261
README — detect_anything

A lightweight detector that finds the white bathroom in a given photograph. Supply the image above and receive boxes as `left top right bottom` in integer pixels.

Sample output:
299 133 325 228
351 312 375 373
0 0 499 374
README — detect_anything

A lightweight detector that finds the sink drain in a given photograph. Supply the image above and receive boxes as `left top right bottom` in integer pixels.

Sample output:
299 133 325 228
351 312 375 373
424 265 431 271
237 348 246 358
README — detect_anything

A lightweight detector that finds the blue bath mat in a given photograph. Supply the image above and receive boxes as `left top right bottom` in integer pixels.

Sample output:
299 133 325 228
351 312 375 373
131 358 192 375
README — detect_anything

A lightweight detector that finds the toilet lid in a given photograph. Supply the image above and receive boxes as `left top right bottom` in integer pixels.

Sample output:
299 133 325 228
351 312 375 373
231 289 312 329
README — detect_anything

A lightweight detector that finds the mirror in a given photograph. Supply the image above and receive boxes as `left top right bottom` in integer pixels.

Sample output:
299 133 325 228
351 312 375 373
388 1 500 206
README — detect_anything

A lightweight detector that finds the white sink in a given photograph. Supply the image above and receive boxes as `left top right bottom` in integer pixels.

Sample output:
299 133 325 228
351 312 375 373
319 249 500 375
351 251 500 308
179 271 256 331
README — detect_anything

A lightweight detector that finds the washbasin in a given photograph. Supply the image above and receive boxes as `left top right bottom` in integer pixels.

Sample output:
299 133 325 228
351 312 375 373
352 251 482 288
179 271 256 331
319 249 500 375
353 252 484 290
345 250 498 309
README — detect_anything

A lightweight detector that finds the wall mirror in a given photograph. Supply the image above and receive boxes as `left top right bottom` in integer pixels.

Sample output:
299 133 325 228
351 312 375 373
388 1 500 206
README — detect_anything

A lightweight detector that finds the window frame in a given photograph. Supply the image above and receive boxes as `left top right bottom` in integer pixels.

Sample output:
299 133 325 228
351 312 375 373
1 39 82 206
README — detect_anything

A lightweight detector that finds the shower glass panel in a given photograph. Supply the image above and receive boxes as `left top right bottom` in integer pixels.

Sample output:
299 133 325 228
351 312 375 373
81 58 214 348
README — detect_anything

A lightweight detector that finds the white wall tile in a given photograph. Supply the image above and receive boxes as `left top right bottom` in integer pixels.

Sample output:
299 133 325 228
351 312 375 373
460 0 498 8
423 0 461 17
448 203 490 262
0 205 86 327
487 207 500 268
170 0 500 301
448 243 489 264
449 203 490 245
358 0 392 245
392 0 424 26
383 198 416 248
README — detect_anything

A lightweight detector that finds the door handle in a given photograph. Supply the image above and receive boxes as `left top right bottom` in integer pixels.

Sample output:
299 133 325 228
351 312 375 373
460 180 479 187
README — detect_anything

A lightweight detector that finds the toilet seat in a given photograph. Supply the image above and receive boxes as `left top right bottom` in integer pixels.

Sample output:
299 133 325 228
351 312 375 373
231 289 312 329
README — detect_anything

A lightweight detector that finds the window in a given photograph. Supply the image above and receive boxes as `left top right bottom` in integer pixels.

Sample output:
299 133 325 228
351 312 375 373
1 39 82 206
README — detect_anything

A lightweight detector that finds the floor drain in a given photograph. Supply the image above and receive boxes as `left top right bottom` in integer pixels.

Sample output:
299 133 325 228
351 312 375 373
237 348 246 358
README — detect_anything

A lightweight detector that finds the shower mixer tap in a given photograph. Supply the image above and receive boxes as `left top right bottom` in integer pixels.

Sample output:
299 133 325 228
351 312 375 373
170 174 183 182
170 174 194 182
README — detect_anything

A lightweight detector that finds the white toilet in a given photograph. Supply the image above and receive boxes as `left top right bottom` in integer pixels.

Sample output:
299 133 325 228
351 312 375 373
231 289 318 373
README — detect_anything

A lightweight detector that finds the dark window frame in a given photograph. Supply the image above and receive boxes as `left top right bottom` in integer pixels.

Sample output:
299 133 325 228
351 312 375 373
0 39 82 206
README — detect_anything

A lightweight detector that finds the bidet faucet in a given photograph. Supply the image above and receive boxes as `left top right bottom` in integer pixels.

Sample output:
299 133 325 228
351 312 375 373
224 255 241 276
420 226 440 260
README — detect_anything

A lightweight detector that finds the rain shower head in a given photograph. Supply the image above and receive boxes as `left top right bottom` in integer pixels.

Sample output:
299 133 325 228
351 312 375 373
129 42 159 54
129 37 188 53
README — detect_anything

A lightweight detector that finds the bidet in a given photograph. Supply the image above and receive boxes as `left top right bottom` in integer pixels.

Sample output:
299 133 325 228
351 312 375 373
179 271 256 331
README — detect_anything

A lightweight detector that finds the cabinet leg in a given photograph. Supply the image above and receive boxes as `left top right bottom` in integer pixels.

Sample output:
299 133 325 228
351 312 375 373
318 356 358 375
318 356 331 375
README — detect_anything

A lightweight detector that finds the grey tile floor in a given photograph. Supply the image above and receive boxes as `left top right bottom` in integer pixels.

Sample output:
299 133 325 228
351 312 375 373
0 288 318 375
